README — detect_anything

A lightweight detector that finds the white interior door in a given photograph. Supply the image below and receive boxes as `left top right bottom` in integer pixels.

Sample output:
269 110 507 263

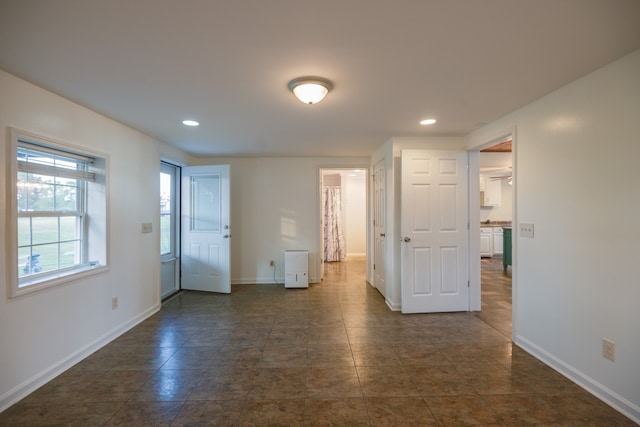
401 150 469 313
181 165 231 293
373 159 386 296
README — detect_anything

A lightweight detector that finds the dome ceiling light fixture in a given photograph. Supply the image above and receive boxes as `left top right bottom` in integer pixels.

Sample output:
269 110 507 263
288 76 333 105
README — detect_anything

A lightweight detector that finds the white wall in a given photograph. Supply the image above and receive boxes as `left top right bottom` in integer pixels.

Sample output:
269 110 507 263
0 70 166 411
192 157 369 284
343 172 366 256
468 50 640 422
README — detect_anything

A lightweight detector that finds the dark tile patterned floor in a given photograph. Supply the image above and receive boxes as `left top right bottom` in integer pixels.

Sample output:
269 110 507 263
1 257 635 426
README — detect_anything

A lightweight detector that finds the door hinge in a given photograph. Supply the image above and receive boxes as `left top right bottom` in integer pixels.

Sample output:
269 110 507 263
468 280 470 288
373 264 376 270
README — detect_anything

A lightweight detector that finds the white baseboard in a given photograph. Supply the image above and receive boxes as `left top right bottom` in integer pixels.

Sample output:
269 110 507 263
516 335 640 424
0 304 160 413
386 298 401 311
232 278 283 285
232 277 320 286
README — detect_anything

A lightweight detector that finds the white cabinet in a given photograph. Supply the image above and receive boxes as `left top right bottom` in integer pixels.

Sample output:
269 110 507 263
480 227 493 257
480 175 501 207
493 227 504 255
284 250 309 288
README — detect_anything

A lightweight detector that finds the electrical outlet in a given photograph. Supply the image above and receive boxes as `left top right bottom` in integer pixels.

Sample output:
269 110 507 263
112 297 118 310
269 260 275 267
520 223 534 238
141 223 152 233
602 338 615 361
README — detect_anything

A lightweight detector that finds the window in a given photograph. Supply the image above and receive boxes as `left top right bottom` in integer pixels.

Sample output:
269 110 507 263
8 128 108 296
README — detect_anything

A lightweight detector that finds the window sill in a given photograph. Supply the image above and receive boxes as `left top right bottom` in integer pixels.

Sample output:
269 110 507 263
11 264 109 298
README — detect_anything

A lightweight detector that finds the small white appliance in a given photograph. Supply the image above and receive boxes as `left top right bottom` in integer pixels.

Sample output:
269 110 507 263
284 250 309 288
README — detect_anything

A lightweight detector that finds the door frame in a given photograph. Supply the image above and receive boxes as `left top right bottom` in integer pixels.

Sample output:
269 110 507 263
317 166 369 282
468 126 517 341
160 161 181 299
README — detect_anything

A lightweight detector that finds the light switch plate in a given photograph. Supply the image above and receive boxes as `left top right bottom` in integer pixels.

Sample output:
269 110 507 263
602 338 616 361
141 223 153 233
520 223 534 238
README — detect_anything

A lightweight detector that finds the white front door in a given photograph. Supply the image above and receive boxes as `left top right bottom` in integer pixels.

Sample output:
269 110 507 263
181 165 231 293
401 150 469 313
373 159 386 296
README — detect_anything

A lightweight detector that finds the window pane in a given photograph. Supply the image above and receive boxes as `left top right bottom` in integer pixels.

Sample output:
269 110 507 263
160 214 171 255
17 172 28 211
191 175 220 232
18 247 32 278
18 217 31 247
26 175 54 211
60 216 79 241
33 243 59 273
160 172 172 255
32 217 59 245
55 181 77 211
59 241 79 268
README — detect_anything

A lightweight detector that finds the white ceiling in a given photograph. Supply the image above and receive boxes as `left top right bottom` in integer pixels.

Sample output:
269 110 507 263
1 1 639 157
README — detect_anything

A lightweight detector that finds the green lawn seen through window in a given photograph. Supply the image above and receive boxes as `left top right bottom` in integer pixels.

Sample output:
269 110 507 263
18 216 80 277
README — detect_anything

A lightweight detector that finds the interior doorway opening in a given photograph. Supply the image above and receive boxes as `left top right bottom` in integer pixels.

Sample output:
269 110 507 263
471 133 515 338
318 168 368 281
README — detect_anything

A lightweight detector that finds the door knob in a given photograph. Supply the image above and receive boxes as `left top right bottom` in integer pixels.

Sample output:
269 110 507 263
403 237 411 242
380 233 386 237
223 234 231 238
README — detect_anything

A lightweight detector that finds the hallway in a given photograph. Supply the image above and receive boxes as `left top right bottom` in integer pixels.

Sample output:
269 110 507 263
0 258 634 426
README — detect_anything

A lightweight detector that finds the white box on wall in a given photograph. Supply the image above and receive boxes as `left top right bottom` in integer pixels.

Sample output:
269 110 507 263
284 250 309 288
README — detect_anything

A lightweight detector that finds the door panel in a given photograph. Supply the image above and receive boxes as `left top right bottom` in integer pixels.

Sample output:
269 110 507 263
181 165 230 293
373 159 386 296
401 150 469 313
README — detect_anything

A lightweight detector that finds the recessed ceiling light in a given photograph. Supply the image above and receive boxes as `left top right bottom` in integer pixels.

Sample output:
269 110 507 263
182 120 199 126
420 119 437 125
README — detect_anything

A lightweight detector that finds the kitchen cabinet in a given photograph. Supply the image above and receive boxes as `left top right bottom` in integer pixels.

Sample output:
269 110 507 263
493 227 503 255
480 227 493 257
480 175 501 207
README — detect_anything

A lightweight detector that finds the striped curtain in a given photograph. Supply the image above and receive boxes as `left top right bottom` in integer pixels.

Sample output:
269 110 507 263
323 186 346 262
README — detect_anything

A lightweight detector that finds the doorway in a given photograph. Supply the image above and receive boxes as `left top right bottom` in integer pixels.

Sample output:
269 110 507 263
318 168 367 281
160 161 180 299
471 132 515 339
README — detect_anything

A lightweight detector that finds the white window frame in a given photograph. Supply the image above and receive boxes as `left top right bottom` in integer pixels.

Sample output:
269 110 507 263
7 128 109 297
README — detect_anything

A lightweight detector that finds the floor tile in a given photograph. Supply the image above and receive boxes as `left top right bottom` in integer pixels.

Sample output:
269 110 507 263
366 397 439 426
303 398 370 426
